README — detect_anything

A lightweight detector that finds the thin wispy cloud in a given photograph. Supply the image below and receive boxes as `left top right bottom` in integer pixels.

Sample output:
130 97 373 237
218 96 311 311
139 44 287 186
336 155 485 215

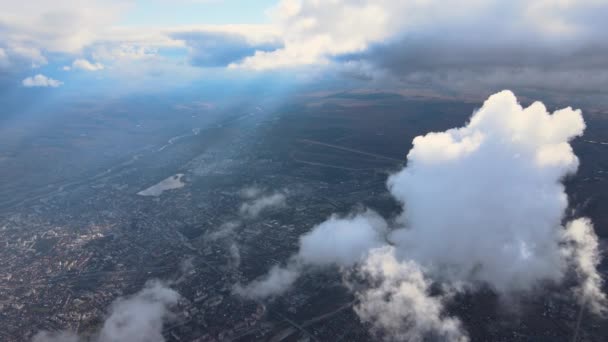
239 186 287 219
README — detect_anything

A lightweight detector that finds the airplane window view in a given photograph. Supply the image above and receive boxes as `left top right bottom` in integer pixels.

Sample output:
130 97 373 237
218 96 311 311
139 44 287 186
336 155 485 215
0 1 607 341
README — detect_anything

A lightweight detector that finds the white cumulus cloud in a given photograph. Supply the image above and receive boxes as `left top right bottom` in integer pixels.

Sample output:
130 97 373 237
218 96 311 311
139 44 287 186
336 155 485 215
66 58 104 71
387 90 586 294
298 211 387 267
32 280 180 342
561 218 608 315
239 90 606 340
22 74 63 87
355 247 469 342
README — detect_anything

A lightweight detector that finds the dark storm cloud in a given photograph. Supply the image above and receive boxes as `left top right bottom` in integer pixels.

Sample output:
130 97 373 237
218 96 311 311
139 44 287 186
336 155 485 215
348 37 608 73
334 19 608 94
171 31 282 68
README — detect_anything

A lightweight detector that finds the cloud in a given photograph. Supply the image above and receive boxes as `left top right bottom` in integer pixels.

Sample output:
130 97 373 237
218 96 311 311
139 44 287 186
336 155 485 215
32 332 79 342
342 32 608 94
561 218 607 315
22 74 63 87
239 186 264 200
97 281 180 342
355 247 468 342
238 90 606 339
0 1 130 55
90 43 159 62
0 48 8 67
32 280 180 342
387 90 585 294
206 220 240 241
0 43 49 71
235 264 301 299
298 211 387 267
206 187 289 271
232 0 397 69
0 1 280 85
1 0 607 98
171 30 281 67
235 210 387 299
229 242 241 267
65 58 104 71
205 220 243 267
239 190 287 218
225 0 608 95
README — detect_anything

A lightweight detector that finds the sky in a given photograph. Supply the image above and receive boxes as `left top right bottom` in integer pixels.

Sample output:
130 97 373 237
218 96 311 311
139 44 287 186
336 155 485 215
124 0 277 26
1 0 608 99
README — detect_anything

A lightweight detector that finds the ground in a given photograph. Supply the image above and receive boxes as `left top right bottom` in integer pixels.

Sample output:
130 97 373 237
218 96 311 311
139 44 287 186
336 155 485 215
0 90 607 341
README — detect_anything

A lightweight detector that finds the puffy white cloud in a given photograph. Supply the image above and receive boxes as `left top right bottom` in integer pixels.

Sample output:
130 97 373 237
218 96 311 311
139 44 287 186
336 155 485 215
298 211 387 267
240 90 606 339
232 0 397 69
97 281 180 342
387 90 586 294
561 218 607 315
22 74 63 87
32 280 180 342
355 247 468 342
66 58 105 71
235 210 387 298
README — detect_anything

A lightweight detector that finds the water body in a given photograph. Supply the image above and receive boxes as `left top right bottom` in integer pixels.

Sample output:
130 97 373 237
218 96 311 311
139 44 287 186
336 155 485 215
157 128 201 152
137 174 185 197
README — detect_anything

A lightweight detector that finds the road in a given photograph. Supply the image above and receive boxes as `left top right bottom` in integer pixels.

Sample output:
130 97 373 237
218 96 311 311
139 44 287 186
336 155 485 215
297 139 404 163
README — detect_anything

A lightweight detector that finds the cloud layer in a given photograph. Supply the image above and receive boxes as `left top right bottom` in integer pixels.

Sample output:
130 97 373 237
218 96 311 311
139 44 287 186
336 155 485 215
2 0 608 95
232 0 608 70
